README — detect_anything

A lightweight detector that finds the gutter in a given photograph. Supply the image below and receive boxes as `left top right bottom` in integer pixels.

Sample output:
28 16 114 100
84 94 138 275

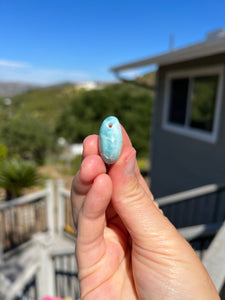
110 29 225 75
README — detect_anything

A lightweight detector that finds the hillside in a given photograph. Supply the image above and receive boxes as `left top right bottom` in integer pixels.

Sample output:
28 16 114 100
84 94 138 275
0 75 155 130
136 71 156 87
0 82 39 97
0 80 153 162
7 84 77 130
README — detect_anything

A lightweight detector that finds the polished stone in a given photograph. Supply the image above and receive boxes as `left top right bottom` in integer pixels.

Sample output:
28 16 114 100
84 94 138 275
99 116 123 164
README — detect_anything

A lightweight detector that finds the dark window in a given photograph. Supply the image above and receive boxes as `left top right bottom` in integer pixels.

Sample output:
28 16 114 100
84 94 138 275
189 75 218 132
168 78 189 125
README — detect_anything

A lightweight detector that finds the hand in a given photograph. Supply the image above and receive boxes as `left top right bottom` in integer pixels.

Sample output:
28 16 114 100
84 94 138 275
71 126 219 300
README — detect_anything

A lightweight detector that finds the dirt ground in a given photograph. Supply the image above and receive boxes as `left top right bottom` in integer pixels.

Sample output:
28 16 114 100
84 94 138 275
38 165 74 190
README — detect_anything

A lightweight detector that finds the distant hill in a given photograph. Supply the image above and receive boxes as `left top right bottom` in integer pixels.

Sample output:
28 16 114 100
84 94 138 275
74 81 115 90
0 81 116 98
9 84 76 130
0 78 152 132
0 81 117 129
136 71 156 88
0 82 40 97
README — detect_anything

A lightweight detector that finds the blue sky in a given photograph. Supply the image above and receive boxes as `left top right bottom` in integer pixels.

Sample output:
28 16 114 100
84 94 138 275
1 0 225 85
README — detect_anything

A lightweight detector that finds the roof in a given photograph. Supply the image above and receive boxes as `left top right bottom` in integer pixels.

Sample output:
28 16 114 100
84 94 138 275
111 29 225 72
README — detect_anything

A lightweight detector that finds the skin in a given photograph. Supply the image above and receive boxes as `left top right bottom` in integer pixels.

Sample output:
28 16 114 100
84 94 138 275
71 126 220 300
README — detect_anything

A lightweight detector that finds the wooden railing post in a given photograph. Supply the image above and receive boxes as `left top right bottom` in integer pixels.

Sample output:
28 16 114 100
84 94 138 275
34 234 55 299
46 180 55 234
57 180 65 235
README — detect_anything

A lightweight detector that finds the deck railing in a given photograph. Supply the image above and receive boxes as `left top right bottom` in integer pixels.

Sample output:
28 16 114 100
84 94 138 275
156 183 225 228
14 276 37 300
57 180 76 238
56 180 225 248
178 222 222 259
0 181 54 255
2 179 225 298
54 181 225 298
6 262 39 300
52 249 80 299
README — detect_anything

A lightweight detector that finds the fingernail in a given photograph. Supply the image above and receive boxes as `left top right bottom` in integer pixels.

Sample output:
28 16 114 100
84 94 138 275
124 149 136 177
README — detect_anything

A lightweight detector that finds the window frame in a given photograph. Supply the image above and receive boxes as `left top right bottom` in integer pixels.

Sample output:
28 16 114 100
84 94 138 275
162 65 224 143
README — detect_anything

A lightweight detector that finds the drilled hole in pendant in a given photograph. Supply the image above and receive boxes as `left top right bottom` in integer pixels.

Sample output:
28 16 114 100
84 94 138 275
108 122 113 128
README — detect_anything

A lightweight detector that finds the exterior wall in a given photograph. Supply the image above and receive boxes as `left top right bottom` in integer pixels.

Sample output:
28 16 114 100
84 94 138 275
150 53 225 197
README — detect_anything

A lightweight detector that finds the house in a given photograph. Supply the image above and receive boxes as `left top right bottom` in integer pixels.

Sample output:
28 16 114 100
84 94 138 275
111 29 225 198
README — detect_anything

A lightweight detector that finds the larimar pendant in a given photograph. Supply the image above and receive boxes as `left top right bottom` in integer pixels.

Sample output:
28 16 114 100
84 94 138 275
99 116 123 164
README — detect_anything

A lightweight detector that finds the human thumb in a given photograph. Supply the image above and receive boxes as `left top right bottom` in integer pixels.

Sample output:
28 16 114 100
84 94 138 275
108 145 220 300
108 146 180 246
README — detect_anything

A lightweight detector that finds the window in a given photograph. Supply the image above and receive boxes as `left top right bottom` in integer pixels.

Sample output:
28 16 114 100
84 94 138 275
163 66 224 143
190 75 218 132
169 78 189 125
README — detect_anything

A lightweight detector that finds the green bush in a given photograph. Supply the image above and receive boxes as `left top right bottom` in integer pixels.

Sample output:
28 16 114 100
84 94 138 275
0 114 50 164
137 158 150 172
55 83 153 158
71 154 82 173
0 159 40 200
0 144 7 164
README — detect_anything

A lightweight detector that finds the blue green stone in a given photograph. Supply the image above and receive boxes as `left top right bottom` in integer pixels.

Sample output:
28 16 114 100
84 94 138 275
99 116 123 164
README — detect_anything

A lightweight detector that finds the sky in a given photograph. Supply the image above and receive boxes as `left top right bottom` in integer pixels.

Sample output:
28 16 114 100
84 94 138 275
0 0 225 85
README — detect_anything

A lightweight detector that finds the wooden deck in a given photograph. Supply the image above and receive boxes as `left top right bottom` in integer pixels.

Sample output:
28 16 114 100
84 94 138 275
1 180 225 298
1 232 76 300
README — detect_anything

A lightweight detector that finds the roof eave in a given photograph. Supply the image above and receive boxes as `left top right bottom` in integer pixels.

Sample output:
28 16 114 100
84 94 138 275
110 37 225 73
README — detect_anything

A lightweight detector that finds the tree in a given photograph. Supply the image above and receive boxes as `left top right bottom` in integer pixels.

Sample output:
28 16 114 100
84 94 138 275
55 83 153 158
0 144 7 164
0 113 50 164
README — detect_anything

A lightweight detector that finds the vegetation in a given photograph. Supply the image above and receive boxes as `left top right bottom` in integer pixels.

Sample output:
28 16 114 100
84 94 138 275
0 159 40 200
0 79 153 200
8 84 77 130
0 144 7 164
0 114 50 164
56 83 153 158
0 83 153 159
136 71 156 87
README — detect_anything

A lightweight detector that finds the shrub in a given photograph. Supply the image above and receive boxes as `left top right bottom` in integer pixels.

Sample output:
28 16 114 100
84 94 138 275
71 155 82 173
55 83 153 158
1 114 50 164
0 159 40 200
0 144 7 164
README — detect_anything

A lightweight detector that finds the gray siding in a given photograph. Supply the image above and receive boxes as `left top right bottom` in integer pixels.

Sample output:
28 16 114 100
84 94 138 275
150 53 225 197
